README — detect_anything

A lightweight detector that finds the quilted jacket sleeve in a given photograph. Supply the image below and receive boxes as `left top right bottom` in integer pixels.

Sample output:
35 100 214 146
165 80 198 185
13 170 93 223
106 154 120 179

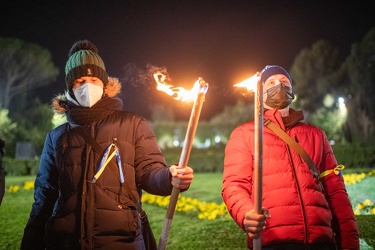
319 132 359 250
222 123 254 230
133 118 173 196
21 131 59 250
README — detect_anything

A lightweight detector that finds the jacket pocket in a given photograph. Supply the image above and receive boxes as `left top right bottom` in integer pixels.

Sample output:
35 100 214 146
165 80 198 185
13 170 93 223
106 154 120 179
44 213 78 248
93 184 139 241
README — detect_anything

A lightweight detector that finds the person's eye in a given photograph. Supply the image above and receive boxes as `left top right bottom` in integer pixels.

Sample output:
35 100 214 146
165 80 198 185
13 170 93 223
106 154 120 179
282 80 291 86
267 81 275 86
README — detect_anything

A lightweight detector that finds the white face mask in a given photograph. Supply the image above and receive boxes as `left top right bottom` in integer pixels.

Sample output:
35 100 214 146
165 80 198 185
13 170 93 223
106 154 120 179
73 83 103 107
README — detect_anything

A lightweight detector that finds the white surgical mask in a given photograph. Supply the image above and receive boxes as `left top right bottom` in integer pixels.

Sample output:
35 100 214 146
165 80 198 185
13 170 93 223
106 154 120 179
73 83 103 107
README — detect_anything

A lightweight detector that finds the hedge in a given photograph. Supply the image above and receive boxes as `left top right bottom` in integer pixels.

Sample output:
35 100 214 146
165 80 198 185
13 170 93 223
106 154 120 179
2 158 39 176
332 145 375 169
2 145 374 176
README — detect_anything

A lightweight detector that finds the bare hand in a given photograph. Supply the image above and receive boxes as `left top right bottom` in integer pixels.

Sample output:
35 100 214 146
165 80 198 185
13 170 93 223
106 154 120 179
169 165 194 190
243 208 271 239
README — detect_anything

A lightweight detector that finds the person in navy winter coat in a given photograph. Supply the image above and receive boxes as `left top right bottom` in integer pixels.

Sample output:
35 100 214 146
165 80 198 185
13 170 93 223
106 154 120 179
21 40 194 250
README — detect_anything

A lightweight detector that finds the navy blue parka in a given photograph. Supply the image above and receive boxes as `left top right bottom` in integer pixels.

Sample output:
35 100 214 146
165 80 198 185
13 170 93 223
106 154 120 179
21 77 174 250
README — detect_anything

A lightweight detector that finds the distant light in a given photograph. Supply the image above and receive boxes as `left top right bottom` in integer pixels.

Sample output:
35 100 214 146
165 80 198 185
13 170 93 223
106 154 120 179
205 138 211 147
215 135 221 143
173 139 179 147
323 94 335 107
338 97 346 111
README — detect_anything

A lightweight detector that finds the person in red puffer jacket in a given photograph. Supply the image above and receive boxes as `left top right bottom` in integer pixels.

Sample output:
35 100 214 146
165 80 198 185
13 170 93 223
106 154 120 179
222 65 359 250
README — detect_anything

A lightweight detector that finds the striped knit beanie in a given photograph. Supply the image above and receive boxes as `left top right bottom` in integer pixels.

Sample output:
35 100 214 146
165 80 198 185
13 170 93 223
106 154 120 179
65 40 108 89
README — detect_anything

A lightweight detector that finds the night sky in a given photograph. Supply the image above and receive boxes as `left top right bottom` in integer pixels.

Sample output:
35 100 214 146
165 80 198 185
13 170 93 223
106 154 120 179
1 0 375 120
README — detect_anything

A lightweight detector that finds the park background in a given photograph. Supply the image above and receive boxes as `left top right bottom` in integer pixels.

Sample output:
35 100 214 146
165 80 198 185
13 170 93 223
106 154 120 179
1 1 375 249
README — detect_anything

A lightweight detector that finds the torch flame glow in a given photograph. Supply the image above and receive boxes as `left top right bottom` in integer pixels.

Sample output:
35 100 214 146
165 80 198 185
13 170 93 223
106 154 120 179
154 69 208 250
234 72 261 92
153 72 208 102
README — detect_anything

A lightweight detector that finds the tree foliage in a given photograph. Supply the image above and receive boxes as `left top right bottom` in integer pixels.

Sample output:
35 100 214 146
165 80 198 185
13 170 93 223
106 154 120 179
289 40 340 116
0 97 54 157
0 37 59 109
209 100 253 126
0 109 17 152
11 98 54 155
308 95 347 144
336 27 375 145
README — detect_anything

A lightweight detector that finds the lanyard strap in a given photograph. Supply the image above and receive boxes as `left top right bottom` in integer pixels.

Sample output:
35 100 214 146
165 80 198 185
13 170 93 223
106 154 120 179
92 143 124 183
72 126 145 213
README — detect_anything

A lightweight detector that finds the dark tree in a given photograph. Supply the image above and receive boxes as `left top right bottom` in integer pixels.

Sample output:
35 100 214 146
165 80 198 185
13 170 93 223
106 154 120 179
337 27 375 145
289 40 340 117
0 37 59 108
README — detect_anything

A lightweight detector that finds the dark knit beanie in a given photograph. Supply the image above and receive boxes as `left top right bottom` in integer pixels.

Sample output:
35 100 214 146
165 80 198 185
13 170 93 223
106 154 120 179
260 65 292 84
65 40 109 89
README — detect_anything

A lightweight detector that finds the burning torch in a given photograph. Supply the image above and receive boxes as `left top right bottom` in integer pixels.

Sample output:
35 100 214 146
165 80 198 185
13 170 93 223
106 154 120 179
234 72 263 250
153 72 209 250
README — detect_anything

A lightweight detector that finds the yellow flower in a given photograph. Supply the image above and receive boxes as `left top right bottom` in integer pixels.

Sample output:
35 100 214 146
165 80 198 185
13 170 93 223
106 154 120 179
363 199 372 206
24 181 35 190
141 192 231 220
8 185 20 193
355 199 375 215
343 173 367 185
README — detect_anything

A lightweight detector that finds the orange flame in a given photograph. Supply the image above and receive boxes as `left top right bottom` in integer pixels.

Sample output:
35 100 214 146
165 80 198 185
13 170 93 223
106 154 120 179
153 72 208 102
234 72 261 92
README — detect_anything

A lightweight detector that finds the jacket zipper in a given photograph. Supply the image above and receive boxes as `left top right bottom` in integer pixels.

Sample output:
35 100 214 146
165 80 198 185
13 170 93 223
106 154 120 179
294 135 304 164
286 145 309 244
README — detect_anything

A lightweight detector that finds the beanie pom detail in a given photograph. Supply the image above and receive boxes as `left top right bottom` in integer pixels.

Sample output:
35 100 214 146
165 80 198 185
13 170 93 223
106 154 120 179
69 40 99 56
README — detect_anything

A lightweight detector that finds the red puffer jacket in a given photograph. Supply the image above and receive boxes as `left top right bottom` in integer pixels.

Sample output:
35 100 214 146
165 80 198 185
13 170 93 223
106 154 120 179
222 109 359 249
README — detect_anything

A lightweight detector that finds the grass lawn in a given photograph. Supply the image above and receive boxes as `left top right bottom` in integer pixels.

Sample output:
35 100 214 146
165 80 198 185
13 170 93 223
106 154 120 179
0 173 374 250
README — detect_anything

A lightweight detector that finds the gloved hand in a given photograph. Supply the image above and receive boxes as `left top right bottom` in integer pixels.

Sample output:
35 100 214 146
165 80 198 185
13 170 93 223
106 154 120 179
243 208 271 239
169 165 194 190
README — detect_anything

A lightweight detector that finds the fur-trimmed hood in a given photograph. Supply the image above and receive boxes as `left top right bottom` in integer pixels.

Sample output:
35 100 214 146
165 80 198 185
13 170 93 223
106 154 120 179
52 77 121 114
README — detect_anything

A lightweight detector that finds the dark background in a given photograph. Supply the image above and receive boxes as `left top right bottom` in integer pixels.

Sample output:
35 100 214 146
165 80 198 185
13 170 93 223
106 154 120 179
1 0 375 120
